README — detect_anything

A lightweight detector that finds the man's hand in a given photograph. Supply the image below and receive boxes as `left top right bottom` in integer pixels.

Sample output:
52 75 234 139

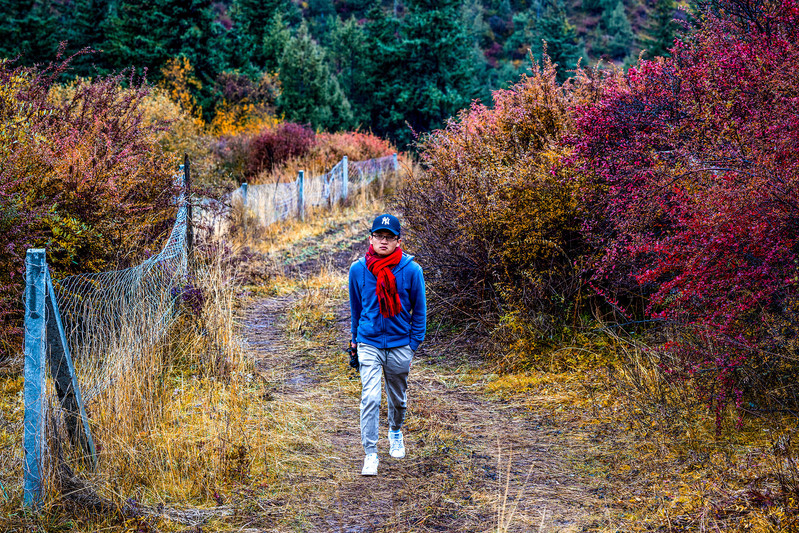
347 342 359 370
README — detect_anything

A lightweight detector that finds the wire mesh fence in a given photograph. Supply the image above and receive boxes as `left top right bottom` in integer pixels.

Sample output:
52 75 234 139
21 153 397 507
22 166 190 506
211 153 398 234
51 202 188 404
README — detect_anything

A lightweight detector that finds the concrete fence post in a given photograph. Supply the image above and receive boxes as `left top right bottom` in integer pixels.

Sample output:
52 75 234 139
45 269 97 468
393 153 398 173
184 154 193 254
241 183 249 234
297 171 305 221
23 249 47 508
341 156 349 201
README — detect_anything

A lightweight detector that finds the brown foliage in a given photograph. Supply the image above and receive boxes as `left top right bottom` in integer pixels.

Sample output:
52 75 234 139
397 58 592 339
0 55 178 359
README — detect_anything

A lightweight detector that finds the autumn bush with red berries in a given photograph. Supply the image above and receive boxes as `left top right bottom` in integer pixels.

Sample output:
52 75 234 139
574 0 799 418
404 0 799 413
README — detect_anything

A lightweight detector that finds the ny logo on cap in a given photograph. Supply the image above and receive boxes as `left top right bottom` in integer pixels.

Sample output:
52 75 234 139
382 217 390 225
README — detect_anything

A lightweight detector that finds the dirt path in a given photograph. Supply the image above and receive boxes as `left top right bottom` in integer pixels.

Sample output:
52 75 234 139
240 231 605 532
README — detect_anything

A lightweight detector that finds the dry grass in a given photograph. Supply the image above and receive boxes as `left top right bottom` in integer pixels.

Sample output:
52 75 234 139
260 254 602 530
1 158 500 532
479 328 799 532
229 212 523 531
0 243 317 531
495 442 538 533
221 175 799 531
1 178 725 532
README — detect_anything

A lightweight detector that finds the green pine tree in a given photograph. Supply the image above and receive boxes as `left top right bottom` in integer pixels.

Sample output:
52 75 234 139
0 0 62 64
368 0 477 147
103 0 233 114
229 0 300 69
602 0 635 60
262 13 291 73
462 0 496 100
62 0 113 76
646 0 676 58
536 2 581 78
504 11 535 59
329 16 372 128
277 23 354 131
307 0 337 40
581 0 616 14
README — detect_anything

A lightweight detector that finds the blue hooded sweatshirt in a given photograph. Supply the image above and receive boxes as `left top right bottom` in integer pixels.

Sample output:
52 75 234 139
349 252 426 351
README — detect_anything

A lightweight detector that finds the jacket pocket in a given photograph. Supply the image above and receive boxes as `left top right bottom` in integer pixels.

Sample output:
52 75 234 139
386 314 410 338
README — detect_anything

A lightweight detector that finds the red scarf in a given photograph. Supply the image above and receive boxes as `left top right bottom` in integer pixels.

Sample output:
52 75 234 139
365 244 403 317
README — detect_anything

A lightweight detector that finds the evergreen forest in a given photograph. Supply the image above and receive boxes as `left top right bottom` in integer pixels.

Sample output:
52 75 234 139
0 0 679 147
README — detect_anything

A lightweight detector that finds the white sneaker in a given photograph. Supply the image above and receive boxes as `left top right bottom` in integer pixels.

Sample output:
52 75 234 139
362 453 378 476
388 429 406 459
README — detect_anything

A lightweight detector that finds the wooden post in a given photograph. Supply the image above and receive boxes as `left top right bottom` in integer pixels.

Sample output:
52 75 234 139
183 154 193 254
23 249 46 508
45 270 97 468
341 156 349 201
297 171 305 221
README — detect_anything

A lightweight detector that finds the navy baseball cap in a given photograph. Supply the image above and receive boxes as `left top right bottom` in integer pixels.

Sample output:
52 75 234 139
371 214 401 236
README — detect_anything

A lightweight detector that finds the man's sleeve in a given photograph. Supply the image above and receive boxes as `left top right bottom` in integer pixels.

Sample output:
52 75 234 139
409 265 427 351
348 263 362 345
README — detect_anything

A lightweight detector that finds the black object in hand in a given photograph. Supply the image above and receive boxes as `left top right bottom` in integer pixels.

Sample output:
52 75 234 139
348 345 359 370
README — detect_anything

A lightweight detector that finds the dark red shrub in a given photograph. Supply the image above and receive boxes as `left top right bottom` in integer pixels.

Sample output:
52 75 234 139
248 122 316 176
573 0 799 419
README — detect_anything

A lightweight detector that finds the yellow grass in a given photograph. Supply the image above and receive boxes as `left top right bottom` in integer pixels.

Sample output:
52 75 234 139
474 330 799 532
0 241 322 531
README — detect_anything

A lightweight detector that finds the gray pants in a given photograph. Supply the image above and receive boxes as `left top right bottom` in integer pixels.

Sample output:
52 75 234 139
358 343 413 454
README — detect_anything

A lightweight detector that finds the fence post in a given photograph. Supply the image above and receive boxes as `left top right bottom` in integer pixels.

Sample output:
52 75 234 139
341 156 349 201
241 183 248 234
23 249 47 508
297 170 305 221
184 154 193 254
392 153 398 173
45 269 97 468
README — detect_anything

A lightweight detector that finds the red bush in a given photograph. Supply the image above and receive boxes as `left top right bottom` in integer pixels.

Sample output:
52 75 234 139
573 0 799 418
248 122 316 176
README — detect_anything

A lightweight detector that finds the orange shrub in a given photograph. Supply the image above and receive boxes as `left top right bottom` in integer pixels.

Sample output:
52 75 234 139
397 58 589 339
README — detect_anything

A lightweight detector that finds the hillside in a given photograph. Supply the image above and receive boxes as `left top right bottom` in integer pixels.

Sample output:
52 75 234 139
0 0 684 148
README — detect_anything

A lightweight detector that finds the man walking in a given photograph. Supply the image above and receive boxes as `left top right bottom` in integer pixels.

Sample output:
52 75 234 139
349 214 426 476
